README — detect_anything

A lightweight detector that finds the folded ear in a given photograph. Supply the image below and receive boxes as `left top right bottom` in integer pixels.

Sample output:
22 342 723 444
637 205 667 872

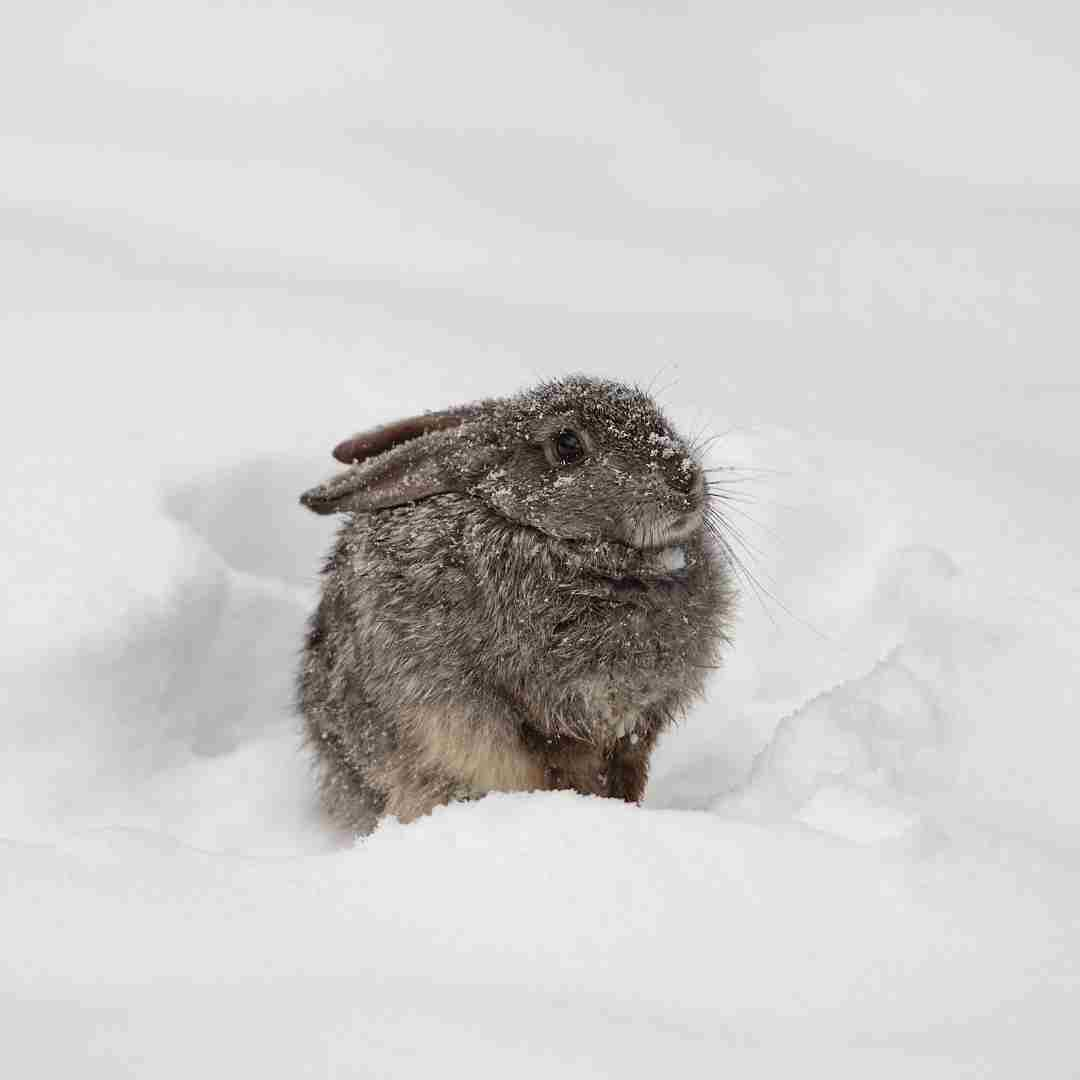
331 408 474 465
301 408 487 516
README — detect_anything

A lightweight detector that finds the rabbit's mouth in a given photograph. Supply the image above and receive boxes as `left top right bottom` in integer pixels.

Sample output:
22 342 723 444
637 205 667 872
601 507 702 586
597 543 690 595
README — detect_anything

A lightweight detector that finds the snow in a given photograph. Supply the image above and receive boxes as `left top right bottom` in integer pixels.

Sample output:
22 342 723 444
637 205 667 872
3 3 1079 1075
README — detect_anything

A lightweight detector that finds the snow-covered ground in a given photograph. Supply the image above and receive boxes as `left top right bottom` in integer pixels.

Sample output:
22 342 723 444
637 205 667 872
3 3 1079 1075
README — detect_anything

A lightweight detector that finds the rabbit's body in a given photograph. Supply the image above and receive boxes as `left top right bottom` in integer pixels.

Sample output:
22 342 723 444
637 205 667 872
299 377 733 833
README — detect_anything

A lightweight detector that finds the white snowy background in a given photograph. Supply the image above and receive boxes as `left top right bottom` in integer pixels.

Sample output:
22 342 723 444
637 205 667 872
3 2 1078 1076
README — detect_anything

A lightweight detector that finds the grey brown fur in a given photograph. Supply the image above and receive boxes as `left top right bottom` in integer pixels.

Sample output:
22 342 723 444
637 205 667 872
298 376 734 833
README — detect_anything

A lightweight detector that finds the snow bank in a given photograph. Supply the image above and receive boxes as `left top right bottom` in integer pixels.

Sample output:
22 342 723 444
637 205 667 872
4 794 1073 1078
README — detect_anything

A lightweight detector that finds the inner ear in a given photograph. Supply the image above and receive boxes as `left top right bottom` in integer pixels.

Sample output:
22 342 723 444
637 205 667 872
333 411 470 465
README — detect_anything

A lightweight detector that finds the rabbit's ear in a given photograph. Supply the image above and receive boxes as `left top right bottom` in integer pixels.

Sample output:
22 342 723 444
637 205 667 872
300 409 489 516
331 409 472 465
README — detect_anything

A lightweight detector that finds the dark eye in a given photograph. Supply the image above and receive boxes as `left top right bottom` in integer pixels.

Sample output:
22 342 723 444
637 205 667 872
554 429 585 464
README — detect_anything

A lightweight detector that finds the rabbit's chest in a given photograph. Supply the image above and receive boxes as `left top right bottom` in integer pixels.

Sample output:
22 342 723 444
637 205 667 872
573 675 658 740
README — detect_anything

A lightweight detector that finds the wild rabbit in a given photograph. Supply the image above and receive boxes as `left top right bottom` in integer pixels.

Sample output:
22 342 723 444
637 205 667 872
299 376 733 833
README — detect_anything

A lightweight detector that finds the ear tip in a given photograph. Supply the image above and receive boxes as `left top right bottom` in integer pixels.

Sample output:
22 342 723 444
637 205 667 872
299 489 334 515
332 440 357 464
330 409 474 467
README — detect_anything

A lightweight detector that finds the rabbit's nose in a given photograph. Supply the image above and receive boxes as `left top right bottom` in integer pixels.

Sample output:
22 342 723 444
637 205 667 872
665 459 701 495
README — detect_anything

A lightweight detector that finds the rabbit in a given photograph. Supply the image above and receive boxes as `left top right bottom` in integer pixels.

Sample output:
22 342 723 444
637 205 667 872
298 375 734 834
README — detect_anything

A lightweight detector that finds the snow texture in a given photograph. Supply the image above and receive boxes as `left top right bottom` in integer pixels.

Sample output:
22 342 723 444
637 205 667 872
2 3 1079 1076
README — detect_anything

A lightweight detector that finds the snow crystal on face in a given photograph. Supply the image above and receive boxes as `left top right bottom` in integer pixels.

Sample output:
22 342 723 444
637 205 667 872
654 545 688 573
648 431 680 459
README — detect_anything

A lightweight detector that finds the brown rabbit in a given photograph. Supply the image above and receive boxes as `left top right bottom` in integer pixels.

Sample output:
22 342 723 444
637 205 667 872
299 376 734 833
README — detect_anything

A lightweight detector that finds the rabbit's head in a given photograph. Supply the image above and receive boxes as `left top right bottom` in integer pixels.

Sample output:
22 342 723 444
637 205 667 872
301 376 705 554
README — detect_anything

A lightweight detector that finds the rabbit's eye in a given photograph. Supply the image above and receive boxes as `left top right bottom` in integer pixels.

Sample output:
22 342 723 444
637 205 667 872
554 429 585 464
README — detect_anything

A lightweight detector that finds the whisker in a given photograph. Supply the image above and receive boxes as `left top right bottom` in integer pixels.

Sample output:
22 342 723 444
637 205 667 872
706 485 798 515
705 522 782 628
645 360 679 398
703 508 829 642
705 485 760 506
703 465 790 479
691 431 737 457
704 495 778 540
706 510 772 566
